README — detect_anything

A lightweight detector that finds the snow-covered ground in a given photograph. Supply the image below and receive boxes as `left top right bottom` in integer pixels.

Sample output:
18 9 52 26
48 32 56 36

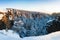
23 31 60 40
0 30 60 40
0 30 21 40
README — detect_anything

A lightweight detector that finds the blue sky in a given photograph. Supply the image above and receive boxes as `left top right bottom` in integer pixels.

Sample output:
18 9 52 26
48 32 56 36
0 0 60 13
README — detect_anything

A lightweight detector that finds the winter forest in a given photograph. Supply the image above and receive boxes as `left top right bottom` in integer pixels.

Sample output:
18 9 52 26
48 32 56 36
0 8 60 40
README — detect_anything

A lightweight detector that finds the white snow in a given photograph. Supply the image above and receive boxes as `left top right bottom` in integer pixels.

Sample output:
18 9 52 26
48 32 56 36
0 30 21 40
0 30 60 40
0 8 7 12
0 14 4 20
22 31 60 40
47 19 54 23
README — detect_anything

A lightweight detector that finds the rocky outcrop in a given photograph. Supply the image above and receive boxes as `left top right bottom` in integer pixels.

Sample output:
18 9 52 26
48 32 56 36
0 11 14 30
0 20 6 30
0 8 60 38
6 8 54 38
46 16 60 34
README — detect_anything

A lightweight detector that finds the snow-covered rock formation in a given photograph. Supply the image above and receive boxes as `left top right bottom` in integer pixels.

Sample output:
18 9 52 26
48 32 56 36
8 8 55 38
0 8 60 38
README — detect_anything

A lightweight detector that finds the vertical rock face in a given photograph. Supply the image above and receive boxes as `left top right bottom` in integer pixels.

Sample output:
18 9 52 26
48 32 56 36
0 8 60 38
6 8 55 38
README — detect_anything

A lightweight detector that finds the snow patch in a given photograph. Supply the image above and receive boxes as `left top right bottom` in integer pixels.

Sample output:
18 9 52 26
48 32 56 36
22 31 60 40
0 8 7 12
47 19 54 23
0 14 4 20
0 30 20 38
0 30 60 40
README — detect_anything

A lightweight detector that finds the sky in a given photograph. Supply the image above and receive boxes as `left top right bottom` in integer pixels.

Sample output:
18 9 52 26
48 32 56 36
0 0 60 14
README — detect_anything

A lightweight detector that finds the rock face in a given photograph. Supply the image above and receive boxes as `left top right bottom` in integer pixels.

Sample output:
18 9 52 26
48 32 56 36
46 16 60 34
0 11 14 30
0 20 6 30
0 8 60 38
6 8 55 38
